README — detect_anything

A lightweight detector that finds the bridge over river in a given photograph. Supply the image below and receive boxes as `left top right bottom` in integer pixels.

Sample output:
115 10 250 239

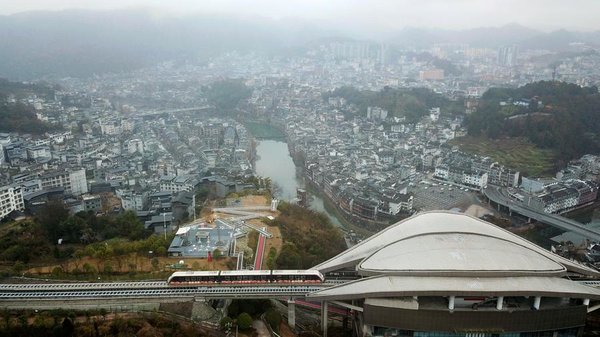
483 186 600 242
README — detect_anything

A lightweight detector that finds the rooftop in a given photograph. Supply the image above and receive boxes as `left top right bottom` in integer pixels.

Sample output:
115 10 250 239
314 211 599 278
359 232 565 277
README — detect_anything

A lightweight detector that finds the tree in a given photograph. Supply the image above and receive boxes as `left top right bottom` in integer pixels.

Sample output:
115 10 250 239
265 309 281 334
36 200 69 242
236 312 253 330
266 247 277 269
206 79 253 113
219 316 234 331
116 210 146 240
228 301 240 318
51 266 63 277
276 243 302 269
13 261 26 274
155 246 167 257
103 262 114 274
0 101 57 134
61 317 75 337
82 263 96 275
151 258 160 271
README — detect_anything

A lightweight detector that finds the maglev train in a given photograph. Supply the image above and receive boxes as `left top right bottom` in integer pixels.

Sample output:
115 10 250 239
167 269 324 286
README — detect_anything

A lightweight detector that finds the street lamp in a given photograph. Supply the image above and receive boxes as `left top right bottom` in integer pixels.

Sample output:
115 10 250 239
162 213 167 240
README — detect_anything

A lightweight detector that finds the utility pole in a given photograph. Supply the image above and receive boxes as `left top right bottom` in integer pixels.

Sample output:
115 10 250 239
162 213 167 240
192 193 196 221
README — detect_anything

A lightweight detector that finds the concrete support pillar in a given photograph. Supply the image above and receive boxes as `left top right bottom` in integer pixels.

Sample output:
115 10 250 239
509 210 512 216
496 296 504 310
497 204 501 211
287 298 296 328
533 296 541 310
362 324 372 337
584 298 590 306
321 301 328 337
448 296 455 310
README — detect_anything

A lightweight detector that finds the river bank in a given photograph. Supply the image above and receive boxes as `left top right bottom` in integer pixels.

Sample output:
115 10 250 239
252 137 345 232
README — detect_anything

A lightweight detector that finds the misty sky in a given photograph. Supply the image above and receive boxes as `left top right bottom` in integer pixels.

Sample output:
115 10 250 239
2 0 600 33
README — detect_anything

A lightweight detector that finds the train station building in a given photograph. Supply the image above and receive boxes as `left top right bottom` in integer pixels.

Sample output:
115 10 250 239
309 211 600 337
167 221 234 258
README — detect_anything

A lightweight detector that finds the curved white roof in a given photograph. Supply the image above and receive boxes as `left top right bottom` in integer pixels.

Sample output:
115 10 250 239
359 232 566 277
314 211 599 277
307 275 600 301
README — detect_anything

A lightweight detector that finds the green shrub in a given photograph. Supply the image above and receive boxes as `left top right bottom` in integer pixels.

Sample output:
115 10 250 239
237 312 253 330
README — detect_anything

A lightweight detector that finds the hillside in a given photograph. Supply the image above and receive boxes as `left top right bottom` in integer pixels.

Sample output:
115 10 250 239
465 81 600 167
269 202 346 269
0 103 56 135
323 86 463 122
0 78 56 100
0 79 59 134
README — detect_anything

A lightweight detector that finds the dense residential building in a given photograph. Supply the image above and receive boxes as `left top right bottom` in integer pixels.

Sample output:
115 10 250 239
0 184 24 220
530 180 598 214
159 175 199 193
39 168 88 196
82 194 102 213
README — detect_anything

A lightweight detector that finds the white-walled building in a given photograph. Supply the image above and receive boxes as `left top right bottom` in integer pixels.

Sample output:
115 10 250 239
40 168 88 196
0 185 24 220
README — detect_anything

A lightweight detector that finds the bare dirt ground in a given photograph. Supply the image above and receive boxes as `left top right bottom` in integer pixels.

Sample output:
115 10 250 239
28 254 235 276
278 321 297 337
464 204 494 217
239 195 270 207
264 225 282 256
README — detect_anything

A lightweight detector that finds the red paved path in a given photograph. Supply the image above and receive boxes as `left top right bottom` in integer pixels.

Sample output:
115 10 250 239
254 233 266 270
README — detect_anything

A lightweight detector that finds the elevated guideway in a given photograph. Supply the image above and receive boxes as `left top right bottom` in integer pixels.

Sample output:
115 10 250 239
0 280 347 327
0 278 343 302
483 186 600 242
0 285 326 301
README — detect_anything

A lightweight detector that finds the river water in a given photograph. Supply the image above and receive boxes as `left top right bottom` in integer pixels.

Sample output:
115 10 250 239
254 140 343 228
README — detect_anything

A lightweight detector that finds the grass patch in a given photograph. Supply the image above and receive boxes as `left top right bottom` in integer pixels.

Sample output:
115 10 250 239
450 136 557 177
243 121 285 139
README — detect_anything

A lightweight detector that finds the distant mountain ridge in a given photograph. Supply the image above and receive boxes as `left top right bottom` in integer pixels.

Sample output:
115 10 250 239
387 24 541 48
1 10 599 80
387 24 600 50
0 9 335 80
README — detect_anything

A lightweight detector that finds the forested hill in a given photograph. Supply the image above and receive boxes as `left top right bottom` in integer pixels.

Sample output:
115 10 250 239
465 81 600 162
0 78 56 101
323 86 463 122
0 79 58 134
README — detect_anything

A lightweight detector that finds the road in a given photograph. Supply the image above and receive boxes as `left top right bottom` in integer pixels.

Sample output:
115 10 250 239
137 105 212 117
483 186 600 242
294 299 350 316
252 320 271 337
213 208 273 237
